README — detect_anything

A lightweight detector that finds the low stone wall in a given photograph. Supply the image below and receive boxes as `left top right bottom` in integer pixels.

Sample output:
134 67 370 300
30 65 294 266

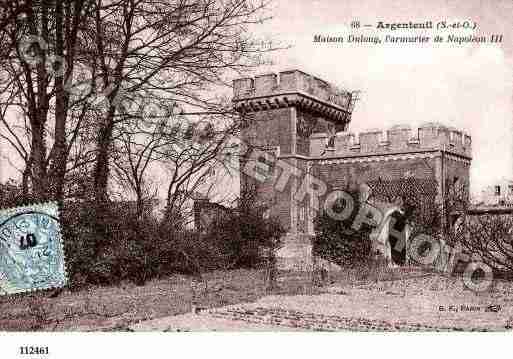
208 306 496 332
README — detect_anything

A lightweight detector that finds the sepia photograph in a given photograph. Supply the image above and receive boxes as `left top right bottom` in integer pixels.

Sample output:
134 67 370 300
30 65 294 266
0 0 512 357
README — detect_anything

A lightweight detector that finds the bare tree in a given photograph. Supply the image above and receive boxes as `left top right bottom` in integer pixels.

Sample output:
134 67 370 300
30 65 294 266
455 214 513 275
0 0 94 200
78 0 277 241
448 181 513 276
0 0 279 252
161 116 237 222
111 118 167 221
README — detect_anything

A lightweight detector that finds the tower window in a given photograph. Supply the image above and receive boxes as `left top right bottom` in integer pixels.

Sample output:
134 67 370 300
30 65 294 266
495 185 501 196
299 206 305 221
326 126 336 148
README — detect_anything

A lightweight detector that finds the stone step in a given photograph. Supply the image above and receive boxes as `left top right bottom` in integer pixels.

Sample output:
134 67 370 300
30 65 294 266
276 235 313 271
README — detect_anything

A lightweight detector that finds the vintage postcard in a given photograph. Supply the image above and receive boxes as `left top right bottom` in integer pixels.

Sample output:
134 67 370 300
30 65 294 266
0 0 512 356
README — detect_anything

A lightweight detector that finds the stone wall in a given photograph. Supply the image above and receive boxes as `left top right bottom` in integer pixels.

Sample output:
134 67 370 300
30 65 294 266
312 156 439 196
241 108 294 155
234 70 353 110
310 123 472 158
208 306 491 331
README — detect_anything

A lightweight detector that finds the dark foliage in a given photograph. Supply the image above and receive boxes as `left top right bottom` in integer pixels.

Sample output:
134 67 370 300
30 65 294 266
61 199 159 287
367 177 440 237
0 180 37 208
312 189 373 266
62 199 235 288
0 180 286 289
204 190 286 269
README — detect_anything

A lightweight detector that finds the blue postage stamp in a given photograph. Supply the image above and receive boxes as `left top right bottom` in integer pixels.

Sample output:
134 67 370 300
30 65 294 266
0 202 67 295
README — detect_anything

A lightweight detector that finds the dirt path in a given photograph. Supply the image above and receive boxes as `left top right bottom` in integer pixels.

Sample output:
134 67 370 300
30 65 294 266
131 274 513 332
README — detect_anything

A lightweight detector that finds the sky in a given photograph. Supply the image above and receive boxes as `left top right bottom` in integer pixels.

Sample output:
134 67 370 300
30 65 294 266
250 0 513 198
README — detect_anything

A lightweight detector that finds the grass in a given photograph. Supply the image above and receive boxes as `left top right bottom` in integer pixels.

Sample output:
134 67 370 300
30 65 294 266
2 266 512 331
0 269 322 331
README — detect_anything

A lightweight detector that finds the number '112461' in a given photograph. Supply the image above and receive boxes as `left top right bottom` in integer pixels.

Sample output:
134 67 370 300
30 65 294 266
20 346 49 355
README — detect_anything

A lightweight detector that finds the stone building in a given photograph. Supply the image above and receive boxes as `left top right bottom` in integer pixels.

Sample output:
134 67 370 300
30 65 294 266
193 198 232 233
480 178 513 206
234 69 472 269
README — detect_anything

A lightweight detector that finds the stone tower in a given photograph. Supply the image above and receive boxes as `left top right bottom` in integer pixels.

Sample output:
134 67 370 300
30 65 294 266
233 70 472 270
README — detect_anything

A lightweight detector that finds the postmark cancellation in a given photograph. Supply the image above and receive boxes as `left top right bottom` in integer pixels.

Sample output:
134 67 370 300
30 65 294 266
0 202 67 295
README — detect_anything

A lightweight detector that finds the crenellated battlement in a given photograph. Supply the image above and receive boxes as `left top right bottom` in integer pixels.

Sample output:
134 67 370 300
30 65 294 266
233 69 354 112
310 122 472 158
236 69 473 269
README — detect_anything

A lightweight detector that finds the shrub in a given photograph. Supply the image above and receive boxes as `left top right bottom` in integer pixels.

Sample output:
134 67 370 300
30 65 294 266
0 180 286 289
454 213 513 278
203 190 286 270
156 221 224 274
312 189 373 267
0 180 37 208
61 199 159 287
